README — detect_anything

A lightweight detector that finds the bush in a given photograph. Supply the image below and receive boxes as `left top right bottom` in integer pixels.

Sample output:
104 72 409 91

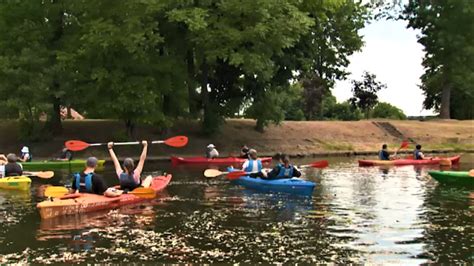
371 102 406 120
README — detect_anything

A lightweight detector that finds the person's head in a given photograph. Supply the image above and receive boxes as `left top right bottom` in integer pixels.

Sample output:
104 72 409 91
6 153 17 163
248 149 258 160
416 144 422 150
207 144 216 150
276 152 285 163
86 157 98 169
382 144 387 150
242 145 249 151
21 146 29 154
282 154 290 165
123 158 135 174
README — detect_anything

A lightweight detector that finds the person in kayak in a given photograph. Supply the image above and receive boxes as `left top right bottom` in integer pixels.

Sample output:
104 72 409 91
108 140 153 191
379 144 391 160
71 157 110 195
206 144 219 159
4 153 23 177
413 144 425 160
240 145 250 158
56 146 73 161
264 154 301 179
241 149 264 177
19 146 32 162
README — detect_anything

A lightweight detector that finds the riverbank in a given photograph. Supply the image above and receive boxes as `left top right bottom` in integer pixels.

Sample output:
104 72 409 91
0 119 472 160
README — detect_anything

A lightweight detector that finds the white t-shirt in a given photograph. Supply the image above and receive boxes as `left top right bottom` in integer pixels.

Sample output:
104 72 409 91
209 149 219 158
0 165 4 178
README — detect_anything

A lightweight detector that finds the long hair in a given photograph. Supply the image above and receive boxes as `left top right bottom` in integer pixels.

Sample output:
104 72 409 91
123 158 135 174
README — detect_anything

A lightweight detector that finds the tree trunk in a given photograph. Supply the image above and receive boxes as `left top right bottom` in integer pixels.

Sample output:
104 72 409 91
439 84 451 119
67 106 71 119
201 59 210 128
49 95 63 135
125 119 135 139
187 49 198 116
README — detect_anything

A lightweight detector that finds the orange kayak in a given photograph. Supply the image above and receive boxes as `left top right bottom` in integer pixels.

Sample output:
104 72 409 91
37 175 171 219
358 155 461 167
171 156 273 165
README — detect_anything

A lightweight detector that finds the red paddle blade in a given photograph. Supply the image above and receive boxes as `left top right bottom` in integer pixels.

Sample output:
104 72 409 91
227 171 248 180
164 136 188 148
400 140 409 149
65 140 91 151
308 160 329 168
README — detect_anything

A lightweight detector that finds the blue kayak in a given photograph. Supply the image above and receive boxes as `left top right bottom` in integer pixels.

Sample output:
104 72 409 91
227 168 316 195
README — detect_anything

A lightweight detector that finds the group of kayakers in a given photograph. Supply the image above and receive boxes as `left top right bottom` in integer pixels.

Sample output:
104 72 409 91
378 143 425 161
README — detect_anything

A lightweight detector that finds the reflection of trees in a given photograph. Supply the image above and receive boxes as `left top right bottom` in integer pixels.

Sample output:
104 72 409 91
418 185 473 263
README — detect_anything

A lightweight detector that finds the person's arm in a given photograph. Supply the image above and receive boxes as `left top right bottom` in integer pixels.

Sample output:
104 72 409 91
241 160 249 171
134 141 148 176
107 142 123 178
419 152 425 159
0 154 7 162
292 166 302 177
266 166 280 178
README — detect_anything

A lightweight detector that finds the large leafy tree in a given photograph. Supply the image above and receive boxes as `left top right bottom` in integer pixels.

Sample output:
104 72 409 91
404 0 474 119
349 71 386 119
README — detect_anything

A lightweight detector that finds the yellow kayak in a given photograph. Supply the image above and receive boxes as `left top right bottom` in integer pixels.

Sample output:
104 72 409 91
0 176 32 191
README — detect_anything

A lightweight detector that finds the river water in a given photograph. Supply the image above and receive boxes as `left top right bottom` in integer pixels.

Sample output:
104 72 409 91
0 154 472 264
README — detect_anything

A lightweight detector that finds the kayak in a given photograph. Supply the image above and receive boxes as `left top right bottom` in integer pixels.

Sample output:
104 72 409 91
428 171 473 186
21 159 106 171
0 176 32 191
227 167 315 195
37 174 171 219
171 156 273 165
358 155 461 167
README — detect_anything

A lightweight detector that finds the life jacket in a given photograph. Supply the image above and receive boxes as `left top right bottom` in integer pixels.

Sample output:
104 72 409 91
74 172 93 193
244 159 262 172
379 150 389 160
277 164 294 178
119 171 140 190
413 149 422 160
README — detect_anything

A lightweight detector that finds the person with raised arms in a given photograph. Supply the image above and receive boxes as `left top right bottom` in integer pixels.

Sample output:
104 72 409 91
108 140 153 191
264 154 301 179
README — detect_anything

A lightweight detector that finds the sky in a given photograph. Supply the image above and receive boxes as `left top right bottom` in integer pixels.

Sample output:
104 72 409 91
332 18 435 116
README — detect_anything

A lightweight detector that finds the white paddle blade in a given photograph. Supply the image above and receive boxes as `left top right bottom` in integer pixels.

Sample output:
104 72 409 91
204 169 225 178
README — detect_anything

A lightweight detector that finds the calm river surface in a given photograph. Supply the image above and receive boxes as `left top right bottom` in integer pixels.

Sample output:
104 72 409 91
0 154 473 264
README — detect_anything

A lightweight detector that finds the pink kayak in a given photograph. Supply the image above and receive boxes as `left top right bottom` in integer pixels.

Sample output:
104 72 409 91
37 175 172 219
171 156 273 165
358 155 461 167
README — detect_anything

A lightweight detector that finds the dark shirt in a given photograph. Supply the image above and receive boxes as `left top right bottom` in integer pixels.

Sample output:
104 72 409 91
266 164 301 179
379 150 390 160
240 148 250 158
5 163 23 176
60 150 73 160
71 172 108 195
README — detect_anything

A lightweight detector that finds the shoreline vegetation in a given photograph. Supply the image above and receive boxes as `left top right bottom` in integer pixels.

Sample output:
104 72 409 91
1 119 472 161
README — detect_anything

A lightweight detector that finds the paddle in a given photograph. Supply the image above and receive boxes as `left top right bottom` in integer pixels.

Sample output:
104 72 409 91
44 186 156 198
469 169 474 177
65 136 188 151
393 140 409 157
204 160 329 179
23 171 54 179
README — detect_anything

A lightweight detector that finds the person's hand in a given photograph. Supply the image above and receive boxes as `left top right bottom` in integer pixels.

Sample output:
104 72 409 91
107 142 114 149
142 140 148 146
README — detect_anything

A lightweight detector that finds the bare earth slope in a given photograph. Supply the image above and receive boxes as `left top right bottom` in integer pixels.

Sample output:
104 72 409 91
0 119 472 159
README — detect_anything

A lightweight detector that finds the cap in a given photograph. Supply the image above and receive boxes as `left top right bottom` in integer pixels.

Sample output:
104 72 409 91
21 146 29 153
207 144 216 149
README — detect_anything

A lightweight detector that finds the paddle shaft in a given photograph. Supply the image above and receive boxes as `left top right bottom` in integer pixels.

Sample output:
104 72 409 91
90 140 165 147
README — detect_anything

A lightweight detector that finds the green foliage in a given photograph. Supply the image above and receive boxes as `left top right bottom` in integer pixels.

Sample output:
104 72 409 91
325 100 362 121
371 102 406 120
404 0 474 119
349 71 386 118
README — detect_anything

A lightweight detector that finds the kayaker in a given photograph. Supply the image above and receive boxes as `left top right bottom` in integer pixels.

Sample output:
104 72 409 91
240 145 250 158
264 154 301 179
242 149 263 177
108 141 153 191
0 154 6 165
206 144 219 159
4 153 23 177
71 157 110 195
413 144 425 160
19 146 32 162
378 144 391 160
56 146 73 161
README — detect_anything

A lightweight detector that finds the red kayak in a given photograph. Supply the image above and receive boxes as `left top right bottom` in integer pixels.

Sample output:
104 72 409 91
37 175 172 219
171 156 273 165
358 155 461 167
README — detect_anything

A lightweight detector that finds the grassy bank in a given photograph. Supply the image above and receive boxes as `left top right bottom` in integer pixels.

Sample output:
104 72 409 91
0 119 472 160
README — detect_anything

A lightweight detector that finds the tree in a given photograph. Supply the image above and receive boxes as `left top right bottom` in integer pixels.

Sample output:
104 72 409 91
404 0 474 119
371 102 406 120
349 71 386 118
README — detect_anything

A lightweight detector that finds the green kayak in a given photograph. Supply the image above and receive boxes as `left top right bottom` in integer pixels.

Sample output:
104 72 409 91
21 159 106 171
428 171 473 186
